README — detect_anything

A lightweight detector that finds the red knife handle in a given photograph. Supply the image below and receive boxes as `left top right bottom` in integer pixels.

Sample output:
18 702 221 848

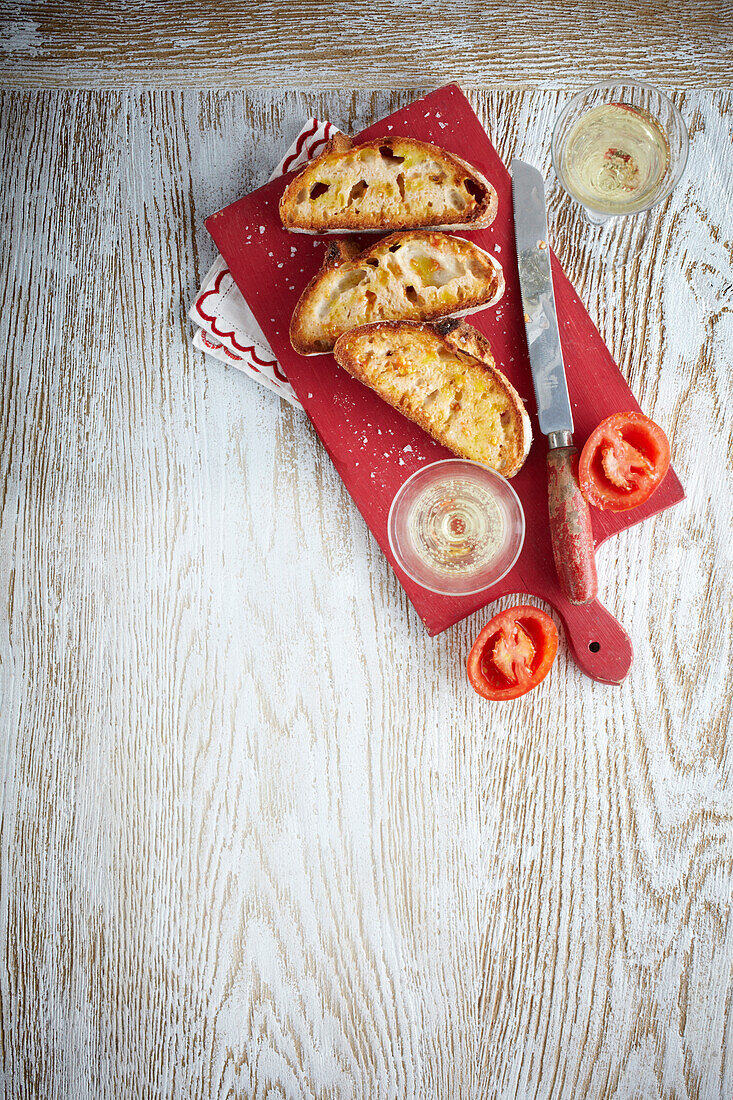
547 447 598 605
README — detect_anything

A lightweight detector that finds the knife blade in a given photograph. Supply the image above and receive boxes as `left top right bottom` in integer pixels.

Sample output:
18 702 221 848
512 161 574 438
512 159 598 606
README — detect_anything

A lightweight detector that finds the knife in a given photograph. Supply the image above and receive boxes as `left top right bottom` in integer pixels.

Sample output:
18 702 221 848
511 160 598 605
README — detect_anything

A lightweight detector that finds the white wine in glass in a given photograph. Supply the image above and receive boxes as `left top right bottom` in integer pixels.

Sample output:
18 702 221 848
406 476 506 578
560 103 670 215
387 460 525 596
552 82 688 226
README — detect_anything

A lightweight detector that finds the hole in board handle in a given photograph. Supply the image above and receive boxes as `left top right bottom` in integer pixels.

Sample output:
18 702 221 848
589 641 601 653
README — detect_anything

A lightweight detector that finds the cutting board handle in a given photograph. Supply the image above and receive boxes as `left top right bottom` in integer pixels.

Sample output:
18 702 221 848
558 599 633 684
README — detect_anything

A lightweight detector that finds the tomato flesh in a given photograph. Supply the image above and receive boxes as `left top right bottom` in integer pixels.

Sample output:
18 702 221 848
579 412 671 512
490 622 535 685
467 606 558 701
600 435 652 490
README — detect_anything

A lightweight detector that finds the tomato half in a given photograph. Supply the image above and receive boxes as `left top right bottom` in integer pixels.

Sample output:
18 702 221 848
467 605 558 701
579 412 671 512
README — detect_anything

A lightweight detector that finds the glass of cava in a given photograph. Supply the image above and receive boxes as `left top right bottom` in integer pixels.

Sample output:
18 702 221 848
552 81 688 225
387 460 525 596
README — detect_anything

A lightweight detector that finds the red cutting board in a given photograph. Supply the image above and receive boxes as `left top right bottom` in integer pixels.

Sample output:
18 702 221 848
206 84 683 684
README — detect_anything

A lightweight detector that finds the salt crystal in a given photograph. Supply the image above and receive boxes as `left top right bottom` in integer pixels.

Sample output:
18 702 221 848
259 226 265 233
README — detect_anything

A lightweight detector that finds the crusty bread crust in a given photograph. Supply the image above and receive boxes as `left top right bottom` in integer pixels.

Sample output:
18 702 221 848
279 136 498 234
290 231 505 355
333 320 532 477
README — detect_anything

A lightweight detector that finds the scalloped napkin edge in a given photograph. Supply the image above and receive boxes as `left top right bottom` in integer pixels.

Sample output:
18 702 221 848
190 120 341 409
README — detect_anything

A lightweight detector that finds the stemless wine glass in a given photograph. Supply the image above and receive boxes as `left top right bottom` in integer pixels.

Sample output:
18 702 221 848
551 81 688 226
387 459 525 596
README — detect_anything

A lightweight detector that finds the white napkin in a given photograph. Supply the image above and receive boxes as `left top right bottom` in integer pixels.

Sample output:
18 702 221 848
190 119 340 408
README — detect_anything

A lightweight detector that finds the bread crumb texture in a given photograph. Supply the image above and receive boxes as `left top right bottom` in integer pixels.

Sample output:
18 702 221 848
334 323 527 474
280 137 494 232
291 232 503 354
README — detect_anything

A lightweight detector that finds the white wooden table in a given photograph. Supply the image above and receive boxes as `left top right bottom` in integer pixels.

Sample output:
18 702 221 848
1 11 732 1098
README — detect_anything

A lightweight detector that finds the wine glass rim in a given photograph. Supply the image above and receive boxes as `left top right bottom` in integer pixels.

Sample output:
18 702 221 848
551 79 689 216
392 456 517 486
554 78 685 114
389 458 521 503
386 459 525 596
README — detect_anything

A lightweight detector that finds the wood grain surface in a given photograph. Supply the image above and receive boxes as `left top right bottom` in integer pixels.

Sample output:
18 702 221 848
0 2 731 88
1 86 732 1100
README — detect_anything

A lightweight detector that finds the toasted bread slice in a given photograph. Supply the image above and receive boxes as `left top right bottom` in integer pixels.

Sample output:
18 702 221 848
279 134 498 234
333 320 531 476
290 232 505 355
